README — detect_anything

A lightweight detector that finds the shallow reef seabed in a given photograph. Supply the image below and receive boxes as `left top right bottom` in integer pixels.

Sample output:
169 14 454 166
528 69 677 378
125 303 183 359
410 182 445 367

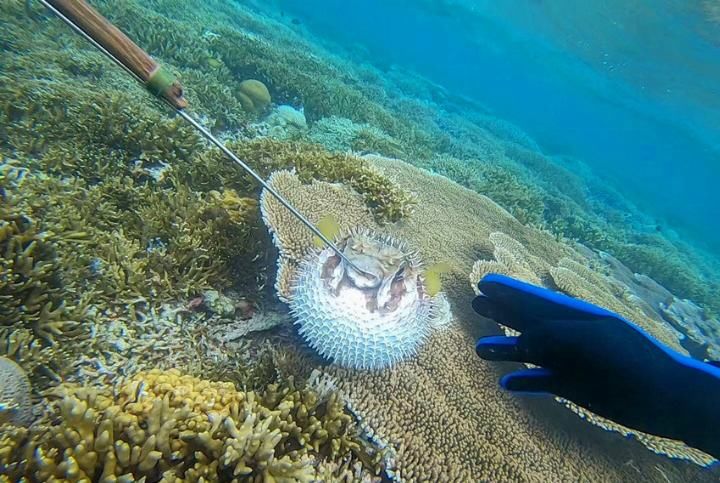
1 0 719 481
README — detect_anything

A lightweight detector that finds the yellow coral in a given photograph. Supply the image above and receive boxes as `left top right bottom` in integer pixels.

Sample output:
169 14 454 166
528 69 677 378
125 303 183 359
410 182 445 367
208 188 258 225
1 369 383 482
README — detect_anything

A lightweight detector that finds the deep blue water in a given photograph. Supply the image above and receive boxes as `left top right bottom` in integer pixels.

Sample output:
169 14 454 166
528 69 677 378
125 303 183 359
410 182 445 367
269 0 720 254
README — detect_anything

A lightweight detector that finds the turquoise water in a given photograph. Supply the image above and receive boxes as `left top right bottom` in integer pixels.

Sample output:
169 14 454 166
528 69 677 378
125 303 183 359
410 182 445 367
269 0 720 253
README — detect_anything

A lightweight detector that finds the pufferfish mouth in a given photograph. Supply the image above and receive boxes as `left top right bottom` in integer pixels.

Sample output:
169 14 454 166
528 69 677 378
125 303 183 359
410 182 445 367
318 233 421 314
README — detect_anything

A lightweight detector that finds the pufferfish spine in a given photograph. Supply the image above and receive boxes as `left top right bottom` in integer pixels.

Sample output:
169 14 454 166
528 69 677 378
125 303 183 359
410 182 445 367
290 229 442 370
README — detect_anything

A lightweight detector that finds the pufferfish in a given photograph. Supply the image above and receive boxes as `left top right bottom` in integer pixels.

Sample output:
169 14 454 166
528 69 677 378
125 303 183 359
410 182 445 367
289 217 450 370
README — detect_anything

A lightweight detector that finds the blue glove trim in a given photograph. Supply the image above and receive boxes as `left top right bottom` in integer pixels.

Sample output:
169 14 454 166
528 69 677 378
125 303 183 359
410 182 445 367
479 273 720 379
479 273 617 320
476 335 518 347
476 336 520 361
500 368 554 395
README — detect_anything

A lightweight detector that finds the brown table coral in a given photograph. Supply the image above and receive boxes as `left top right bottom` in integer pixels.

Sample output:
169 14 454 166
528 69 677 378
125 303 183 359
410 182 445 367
264 155 717 482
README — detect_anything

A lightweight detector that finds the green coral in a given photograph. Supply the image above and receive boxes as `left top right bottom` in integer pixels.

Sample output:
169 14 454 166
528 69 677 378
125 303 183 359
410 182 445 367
19 170 259 303
88 0 438 158
188 138 415 223
0 162 83 381
1 369 384 482
0 76 203 180
471 164 546 226
351 126 407 159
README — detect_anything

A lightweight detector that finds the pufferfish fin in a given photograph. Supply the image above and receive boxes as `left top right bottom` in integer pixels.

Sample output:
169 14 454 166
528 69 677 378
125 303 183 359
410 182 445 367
313 215 341 248
424 262 451 297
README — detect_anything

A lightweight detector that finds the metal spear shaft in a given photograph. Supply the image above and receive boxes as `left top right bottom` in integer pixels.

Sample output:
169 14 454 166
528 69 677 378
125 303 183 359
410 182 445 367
38 0 369 275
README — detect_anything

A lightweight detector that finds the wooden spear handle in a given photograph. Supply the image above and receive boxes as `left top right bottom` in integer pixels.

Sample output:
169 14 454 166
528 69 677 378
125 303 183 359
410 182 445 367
46 0 188 109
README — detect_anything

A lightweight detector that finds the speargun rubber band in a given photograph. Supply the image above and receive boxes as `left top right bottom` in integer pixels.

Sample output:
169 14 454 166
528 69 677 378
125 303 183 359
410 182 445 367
145 66 176 98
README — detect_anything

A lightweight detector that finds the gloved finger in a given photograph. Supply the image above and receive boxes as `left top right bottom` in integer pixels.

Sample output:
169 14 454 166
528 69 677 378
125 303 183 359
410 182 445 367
476 336 522 361
478 274 617 328
472 295 516 324
499 367 558 394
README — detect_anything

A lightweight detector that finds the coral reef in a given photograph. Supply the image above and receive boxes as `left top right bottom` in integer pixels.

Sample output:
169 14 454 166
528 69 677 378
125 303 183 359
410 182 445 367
265 105 308 139
0 165 78 341
307 116 409 160
11 0 719 320
0 369 385 482
0 162 85 383
308 116 369 153
9 169 258 304
2 0 720 478
660 297 720 360
418 155 546 226
202 289 238 318
207 189 259 226
211 310 289 342
193 138 415 224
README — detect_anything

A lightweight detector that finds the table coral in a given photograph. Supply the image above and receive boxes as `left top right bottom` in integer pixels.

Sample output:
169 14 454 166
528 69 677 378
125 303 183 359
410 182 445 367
660 297 720 358
259 169 377 301
274 157 715 481
0 369 384 482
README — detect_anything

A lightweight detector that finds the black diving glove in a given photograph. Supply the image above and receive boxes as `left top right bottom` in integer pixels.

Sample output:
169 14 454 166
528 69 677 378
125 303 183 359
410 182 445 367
473 273 720 461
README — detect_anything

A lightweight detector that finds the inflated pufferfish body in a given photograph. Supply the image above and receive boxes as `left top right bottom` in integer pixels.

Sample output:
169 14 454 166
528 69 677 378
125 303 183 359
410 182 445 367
290 228 437 369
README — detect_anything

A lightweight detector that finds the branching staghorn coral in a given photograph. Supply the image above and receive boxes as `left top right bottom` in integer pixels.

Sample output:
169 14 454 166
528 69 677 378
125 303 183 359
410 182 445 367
0 162 84 382
6 163 262 306
0 369 385 482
